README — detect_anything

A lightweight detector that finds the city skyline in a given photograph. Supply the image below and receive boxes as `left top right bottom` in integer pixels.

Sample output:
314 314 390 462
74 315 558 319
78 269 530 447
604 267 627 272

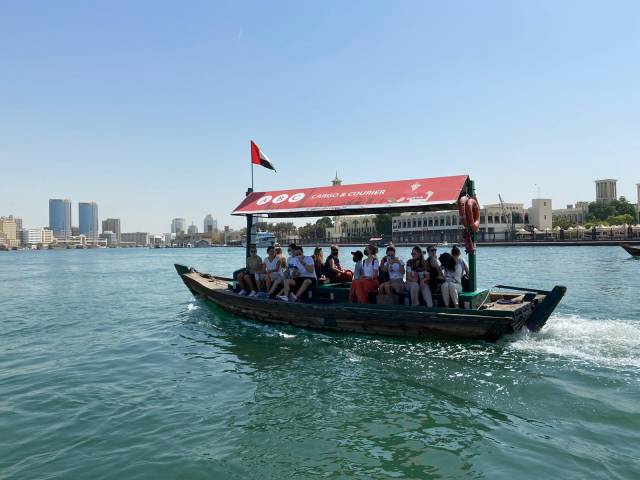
2 2 640 232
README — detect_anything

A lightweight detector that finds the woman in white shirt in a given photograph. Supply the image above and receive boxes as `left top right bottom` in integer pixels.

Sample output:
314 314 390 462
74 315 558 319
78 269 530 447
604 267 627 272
439 252 463 308
349 245 379 303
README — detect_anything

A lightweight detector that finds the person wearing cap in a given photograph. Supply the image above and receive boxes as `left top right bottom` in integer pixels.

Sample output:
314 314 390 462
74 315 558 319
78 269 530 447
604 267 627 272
349 244 379 303
351 250 364 280
378 246 406 296
324 245 353 283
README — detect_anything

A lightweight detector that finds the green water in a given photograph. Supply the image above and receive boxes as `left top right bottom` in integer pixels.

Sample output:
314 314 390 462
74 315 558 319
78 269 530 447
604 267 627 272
1 246 639 479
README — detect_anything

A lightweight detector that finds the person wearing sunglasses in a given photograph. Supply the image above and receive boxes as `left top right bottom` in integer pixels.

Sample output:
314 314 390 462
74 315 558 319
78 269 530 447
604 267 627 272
324 245 353 283
405 245 433 307
237 244 263 296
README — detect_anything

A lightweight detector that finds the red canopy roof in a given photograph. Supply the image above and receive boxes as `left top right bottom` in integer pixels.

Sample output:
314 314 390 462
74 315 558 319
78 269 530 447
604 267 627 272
232 175 469 218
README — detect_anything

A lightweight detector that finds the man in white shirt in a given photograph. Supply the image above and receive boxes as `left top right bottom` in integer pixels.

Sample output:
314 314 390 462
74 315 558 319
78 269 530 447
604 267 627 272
278 246 317 302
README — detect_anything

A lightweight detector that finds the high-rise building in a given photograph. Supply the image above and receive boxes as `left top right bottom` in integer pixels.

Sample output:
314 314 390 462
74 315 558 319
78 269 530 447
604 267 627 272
102 218 121 244
187 224 198 235
595 179 617 204
49 199 72 239
171 218 186 234
79 202 99 240
203 214 217 233
0 216 19 247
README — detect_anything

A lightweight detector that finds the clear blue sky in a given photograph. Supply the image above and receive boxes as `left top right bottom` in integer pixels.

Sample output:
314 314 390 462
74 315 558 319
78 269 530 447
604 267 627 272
1 1 639 232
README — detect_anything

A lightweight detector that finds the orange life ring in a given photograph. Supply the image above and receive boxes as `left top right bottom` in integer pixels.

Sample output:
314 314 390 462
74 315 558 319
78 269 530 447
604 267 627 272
464 197 481 232
458 196 468 226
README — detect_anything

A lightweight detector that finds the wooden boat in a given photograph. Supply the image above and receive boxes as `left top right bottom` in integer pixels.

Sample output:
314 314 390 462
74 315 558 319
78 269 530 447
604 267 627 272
175 174 566 341
621 243 640 257
175 264 566 342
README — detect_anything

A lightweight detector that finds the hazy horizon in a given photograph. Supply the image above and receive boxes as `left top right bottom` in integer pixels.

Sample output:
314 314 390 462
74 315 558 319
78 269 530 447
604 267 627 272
2 1 639 232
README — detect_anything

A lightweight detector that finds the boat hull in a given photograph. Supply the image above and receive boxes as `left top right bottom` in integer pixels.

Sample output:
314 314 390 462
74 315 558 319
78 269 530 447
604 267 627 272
174 265 561 342
621 243 640 257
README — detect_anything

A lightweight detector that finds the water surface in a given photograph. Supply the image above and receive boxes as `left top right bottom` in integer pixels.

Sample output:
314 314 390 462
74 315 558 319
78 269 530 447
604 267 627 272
1 246 638 479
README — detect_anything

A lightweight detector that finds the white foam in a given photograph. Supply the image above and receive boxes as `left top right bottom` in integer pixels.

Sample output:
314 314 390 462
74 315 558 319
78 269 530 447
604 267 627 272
187 303 199 311
507 315 640 371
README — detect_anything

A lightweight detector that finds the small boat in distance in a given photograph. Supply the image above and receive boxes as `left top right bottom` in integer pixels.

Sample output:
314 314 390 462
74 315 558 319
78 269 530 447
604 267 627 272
621 243 640 257
243 231 277 248
176 174 566 342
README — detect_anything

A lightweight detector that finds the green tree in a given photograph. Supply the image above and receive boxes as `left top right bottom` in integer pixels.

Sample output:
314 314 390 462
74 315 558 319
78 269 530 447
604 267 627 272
315 217 334 228
374 214 393 236
606 214 635 225
552 217 573 229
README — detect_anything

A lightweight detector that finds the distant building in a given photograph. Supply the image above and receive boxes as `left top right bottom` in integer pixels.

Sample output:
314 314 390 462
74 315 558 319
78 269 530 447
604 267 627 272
595 179 617 204
553 203 588 225
79 202 99 240
99 230 118 246
20 228 53 247
171 218 186 234
637 183 640 222
120 232 149 247
529 199 553 231
325 215 377 241
0 216 19 248
203 214 217 233
71 226 80 236
187 224 198 235
49 199 72 239
102 218 121 244
392 199 552 243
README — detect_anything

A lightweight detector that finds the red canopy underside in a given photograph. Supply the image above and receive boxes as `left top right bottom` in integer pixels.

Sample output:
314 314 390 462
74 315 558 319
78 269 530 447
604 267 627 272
232 175 469 218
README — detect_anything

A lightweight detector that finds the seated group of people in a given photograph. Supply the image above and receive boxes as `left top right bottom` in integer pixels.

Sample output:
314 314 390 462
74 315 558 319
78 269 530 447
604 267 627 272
237 243 468 308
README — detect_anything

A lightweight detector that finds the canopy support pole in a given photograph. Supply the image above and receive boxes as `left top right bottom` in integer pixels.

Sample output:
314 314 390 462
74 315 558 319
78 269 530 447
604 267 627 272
467 179 477 292
245 187 253 259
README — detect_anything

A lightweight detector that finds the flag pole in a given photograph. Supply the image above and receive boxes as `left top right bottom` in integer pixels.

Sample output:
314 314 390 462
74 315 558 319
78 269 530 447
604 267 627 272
247 142 254 259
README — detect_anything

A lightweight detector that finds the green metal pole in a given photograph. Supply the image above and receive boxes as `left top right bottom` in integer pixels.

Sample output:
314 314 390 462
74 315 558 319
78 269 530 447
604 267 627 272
467 179 477 292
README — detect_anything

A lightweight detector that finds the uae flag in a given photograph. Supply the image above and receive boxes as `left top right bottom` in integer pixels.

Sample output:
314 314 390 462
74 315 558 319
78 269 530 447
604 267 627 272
251 140 276 171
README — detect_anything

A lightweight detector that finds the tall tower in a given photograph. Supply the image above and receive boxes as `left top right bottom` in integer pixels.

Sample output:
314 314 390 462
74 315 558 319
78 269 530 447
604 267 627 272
49 199 72 239
331 172 342 186
171 218 186 234
595 179 617 204
204 214 217 233
79 202 99 240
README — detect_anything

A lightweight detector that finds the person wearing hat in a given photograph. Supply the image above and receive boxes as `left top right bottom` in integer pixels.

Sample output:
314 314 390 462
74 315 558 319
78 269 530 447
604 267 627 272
351 250 364 280
349 244 379 303
324 245 354 283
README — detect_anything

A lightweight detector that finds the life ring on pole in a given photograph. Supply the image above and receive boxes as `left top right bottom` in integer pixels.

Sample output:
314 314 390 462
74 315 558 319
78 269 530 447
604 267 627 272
458 196 469 227
464 198 481 232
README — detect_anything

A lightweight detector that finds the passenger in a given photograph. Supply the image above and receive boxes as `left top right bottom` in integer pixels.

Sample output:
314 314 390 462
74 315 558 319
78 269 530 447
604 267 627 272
279 246 317 302
439 252 463 308
237 244 263 296
266 246 287 298
426 244 444 294
263 246 280 294
351 250 364 280
405 245 433 307
313 247 328 283
349 245 379 303
325 245 354 283
378 246 406 296
451 246 469 275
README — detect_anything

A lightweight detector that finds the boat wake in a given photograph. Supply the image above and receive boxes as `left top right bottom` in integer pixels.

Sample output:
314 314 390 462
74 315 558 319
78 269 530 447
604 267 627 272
506 314 640 371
